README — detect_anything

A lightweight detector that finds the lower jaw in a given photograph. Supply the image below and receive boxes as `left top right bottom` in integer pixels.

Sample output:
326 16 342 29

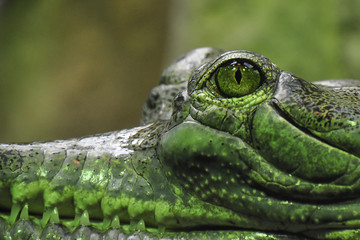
3 214 360 240
0 216 309 240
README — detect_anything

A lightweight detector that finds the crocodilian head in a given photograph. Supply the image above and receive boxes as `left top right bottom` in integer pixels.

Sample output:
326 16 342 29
157 47 360 236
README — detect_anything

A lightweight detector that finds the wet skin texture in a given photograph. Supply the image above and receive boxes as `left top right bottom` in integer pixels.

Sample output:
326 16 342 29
0 48 359 239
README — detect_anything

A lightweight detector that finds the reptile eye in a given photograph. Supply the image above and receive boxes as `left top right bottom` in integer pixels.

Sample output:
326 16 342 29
213 60 262 97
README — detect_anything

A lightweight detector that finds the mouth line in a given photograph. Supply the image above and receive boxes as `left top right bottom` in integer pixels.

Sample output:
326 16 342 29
0 208 320 240
0 206 249 233
0 208 265 234
3 208 360 240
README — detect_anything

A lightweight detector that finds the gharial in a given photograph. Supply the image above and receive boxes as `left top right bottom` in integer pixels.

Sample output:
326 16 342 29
0 47 359 240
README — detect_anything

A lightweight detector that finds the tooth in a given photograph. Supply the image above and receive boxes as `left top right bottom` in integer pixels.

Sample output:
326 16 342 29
111 215 120 229
42 207 60 227
74 212 80 227
80 210 90 226
102 216 111 230
130 219 145 231
50 207 59 224
158 224 166 233
41 208 51 227
19 203 29 220
9 203 21 225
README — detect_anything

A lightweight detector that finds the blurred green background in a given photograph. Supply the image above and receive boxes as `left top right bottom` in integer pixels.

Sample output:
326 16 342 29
0 0 359 142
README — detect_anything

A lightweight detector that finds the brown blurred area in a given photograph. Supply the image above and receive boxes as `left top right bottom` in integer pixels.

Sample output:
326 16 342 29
0 0 171 142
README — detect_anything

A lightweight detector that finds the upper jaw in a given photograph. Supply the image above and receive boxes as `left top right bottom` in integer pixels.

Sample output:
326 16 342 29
272 71 360 157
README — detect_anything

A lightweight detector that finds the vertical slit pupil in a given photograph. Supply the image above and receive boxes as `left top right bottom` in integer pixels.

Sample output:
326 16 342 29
235 69 242 85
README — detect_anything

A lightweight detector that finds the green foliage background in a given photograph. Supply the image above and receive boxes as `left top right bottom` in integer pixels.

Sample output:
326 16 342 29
0 0 359 142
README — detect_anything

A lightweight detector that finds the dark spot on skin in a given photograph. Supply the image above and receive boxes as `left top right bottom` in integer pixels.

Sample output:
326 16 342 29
152 92 160 100
174 94 185 105
146 93 159 109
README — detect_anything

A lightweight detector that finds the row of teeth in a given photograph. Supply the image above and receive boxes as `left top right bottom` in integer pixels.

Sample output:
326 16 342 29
3 203 156 232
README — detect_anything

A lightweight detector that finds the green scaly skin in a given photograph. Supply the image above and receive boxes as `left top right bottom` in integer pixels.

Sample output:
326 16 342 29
0 47 359 240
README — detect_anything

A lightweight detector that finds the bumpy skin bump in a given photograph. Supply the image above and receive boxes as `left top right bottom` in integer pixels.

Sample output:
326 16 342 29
141 47 224 124
0 48 359 240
